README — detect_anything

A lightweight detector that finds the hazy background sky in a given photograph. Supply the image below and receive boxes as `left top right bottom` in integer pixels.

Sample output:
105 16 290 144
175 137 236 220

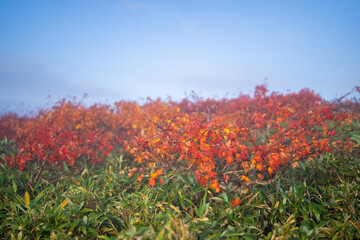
0 0 359 114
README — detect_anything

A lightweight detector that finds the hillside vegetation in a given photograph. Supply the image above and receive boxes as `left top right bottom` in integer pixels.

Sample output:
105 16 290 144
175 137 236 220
0 85 359 239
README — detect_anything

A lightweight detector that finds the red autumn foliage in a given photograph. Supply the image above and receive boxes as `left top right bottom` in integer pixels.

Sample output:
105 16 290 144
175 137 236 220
1 100 116 172
0 85 359 190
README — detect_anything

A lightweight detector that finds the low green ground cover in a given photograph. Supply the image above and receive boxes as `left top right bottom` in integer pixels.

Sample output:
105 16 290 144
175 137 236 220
1 141 360 239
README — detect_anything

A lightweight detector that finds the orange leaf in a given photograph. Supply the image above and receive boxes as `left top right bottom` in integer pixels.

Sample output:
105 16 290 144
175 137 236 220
149 178 156 187
226 155 233 164
128 167 138 177
137 174 144 182
231 198 241 207
225 140 231 148
256 163 263 171
150 172 158 179
241 175 250 182
291 161 299 168
209 179 220 193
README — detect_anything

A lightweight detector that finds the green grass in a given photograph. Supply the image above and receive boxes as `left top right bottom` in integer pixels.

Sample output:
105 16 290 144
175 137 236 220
1 150 360 239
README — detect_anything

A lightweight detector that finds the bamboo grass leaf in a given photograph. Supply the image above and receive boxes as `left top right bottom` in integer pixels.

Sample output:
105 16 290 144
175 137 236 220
24 191 30 207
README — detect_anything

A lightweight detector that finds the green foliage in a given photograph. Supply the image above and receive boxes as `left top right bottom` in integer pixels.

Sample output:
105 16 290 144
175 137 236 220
0 137 17 160
0 150 359 239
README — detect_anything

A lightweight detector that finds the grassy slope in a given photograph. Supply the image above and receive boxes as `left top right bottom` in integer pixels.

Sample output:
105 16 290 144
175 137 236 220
0 148 360 240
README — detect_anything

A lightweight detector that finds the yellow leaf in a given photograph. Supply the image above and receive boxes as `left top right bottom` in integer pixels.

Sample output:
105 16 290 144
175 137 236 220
60 198 69 208
25 191 30 207
169 205 180 213
350 220 360 232
78 187 89 193
274 201 279 208
224 128 230 134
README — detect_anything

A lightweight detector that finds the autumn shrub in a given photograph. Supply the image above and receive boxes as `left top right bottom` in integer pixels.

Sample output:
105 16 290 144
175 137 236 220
0 85 359 192
127 86 360 194
0 100 117 184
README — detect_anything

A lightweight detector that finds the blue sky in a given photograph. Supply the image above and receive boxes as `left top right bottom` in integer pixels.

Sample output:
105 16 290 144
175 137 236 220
0 0 359 114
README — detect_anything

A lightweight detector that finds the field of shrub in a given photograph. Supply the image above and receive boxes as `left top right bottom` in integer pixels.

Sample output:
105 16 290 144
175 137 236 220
0 85 360 239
